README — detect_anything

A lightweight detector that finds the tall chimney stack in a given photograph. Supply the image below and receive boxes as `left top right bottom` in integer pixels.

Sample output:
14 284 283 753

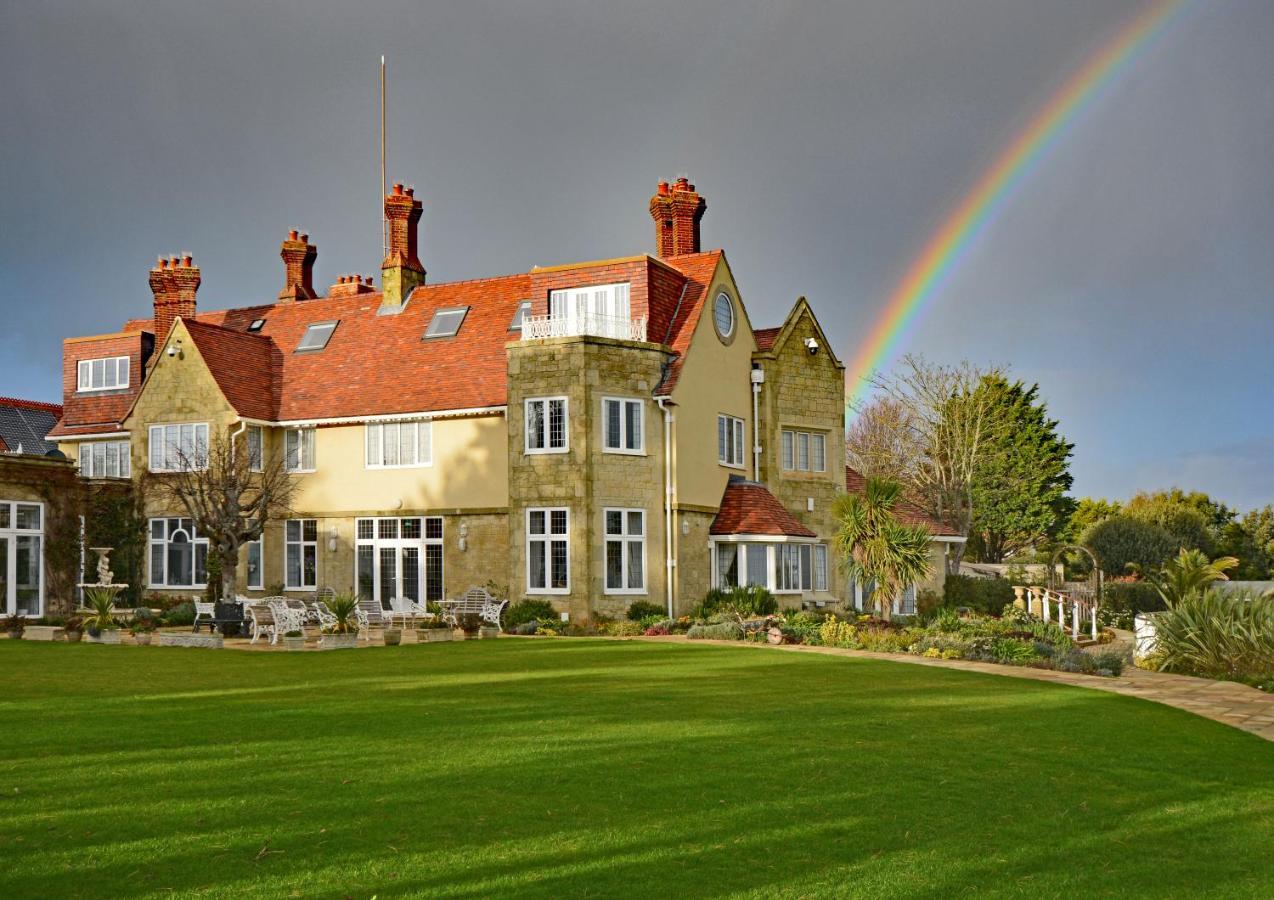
649 177 706 258
380 183 425 311
278 230 317 301
150 254 200 347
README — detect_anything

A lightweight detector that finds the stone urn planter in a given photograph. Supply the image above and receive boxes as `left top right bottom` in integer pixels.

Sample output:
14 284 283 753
320 633 359 650
86 629 122 645
133 633 153 646
7 630 23 640
383 628 403 646
423 628 453 643
65 629 83 643
283 634 306 652
478 625 500 640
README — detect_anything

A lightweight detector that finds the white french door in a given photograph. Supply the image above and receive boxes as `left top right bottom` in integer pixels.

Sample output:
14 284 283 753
0 501 43 617
548 283 631 338
355 517 444 609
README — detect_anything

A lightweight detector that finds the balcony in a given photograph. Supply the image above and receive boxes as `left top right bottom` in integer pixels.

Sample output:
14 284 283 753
521 313 647 342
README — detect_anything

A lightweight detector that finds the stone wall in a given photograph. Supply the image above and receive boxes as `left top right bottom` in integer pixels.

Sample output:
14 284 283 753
0 455 83 616
507 335 671 622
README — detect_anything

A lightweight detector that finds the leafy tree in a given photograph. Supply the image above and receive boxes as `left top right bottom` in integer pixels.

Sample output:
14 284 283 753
1055 497 1121 547
1217 506 1274 580
965 375 1073 562
1150 548 1238 607
1081 515 1176 577
1124 489 1234 556
833 476 933 621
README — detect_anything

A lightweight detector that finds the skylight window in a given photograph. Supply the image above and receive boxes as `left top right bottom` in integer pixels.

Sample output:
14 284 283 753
509 301 532 332
424 307 469 339
247 318 266 332
296 321 337 352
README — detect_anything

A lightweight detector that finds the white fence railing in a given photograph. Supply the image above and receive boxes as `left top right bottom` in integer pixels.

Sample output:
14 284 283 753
1014 585 1099 641
521 313 647 342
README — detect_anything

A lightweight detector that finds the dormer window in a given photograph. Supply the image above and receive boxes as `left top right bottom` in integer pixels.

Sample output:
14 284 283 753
509 301 532 332
425 306 469 339
544 282 644 341
77 356 130 393
247 318 266 332
296 321 337 352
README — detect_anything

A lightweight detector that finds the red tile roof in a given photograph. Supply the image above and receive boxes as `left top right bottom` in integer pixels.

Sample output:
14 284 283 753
752 327 780 351
710 476 818 537
181 320 279 421
844 465 961 536
654 251 722 395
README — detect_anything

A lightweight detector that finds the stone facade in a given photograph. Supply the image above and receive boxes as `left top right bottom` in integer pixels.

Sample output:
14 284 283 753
507 335 671 621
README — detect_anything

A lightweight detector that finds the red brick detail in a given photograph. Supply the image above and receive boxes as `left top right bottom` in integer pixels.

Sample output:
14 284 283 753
653 250 722 395
753 327 780 351
278 231 318 302
844 466 960 536
328 275 376 297
383 184 425 276
649 177 706 258
150 255 200 349
710 477 818 538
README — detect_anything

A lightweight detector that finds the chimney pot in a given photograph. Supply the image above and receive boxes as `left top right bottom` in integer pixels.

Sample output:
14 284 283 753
288 229 299 240
649 177 707 257
300 233 308 243
393 182 404 195
278 229 318 302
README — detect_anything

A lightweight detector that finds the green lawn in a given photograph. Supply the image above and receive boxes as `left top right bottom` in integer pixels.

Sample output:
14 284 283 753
1 640 1271 898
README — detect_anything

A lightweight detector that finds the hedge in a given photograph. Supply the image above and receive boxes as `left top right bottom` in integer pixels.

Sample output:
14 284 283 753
942 574 1015 615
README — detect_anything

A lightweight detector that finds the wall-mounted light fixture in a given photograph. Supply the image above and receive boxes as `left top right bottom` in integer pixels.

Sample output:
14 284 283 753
328 526 338 552
681 519 690 536
458 522 469 552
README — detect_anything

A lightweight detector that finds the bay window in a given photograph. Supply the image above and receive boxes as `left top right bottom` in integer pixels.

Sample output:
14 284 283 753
527 507 569 593
713 541 828 594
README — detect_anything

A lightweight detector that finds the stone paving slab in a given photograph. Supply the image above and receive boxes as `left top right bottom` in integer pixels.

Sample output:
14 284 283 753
637 635 1274 742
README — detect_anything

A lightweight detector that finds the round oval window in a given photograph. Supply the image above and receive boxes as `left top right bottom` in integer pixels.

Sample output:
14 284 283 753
713 291 735 340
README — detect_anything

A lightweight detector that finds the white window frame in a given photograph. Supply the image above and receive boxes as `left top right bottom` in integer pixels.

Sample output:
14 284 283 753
285 428 316 473
424 306 470 339
0 500 45 617
246 426 263 473
355 516 446 607
602 397 644 455
711 537 823 595
781 429 827 473
814 544 829 592
603 508 646 594
78 440 131 479
525 397 568 455
364 420 434 469
717 414 746 468
77 356 130 393
147 517 209 589
284 518 318 591
148 423 209 473
509 300 533 333
245 538 263 590
296 321 337 352
526 507 570 594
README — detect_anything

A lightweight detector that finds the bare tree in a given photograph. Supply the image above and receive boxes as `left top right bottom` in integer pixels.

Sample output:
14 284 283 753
145 429 294 600
871 354 1002 573
845 396 925 486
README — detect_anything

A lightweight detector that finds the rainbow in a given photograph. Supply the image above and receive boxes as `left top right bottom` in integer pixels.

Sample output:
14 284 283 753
846 0 1190 413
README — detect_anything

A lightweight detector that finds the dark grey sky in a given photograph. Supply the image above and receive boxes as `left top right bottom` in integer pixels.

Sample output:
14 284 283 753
2 1 1271 507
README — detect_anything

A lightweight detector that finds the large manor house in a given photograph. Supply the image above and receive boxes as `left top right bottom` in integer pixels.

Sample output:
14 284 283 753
31 178 953 620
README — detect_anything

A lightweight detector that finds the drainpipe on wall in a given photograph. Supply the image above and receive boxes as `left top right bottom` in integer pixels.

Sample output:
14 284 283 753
229 419 247 465
655 397 676 618
750 366 765 481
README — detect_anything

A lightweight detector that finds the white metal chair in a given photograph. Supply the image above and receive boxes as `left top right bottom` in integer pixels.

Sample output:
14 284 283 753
354 597 388 642
246 596 286 644
268 600 307 646
311 599 338 632
193 598 215 633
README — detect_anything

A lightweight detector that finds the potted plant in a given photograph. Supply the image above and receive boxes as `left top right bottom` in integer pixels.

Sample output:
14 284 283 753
129 612 156 646
478 621 500 640
3 614 25 640
319 594 360 649
382 624 403 646
418 615 454 643
64 616 84 643
282 629 306 651
83 588 122 644
455 611 482 641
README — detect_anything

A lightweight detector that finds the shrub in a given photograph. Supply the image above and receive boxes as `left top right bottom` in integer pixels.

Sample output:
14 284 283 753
778 611 822 645
644 624 670 636
1082 515 1176 577
819 618 858 649
991 638 1038 665
504 600 559 631
686 621 744 641
603 621 644 637
1148 589 1274 681
161 601 195 627
916 589 943 618
692 585 778 620
626 601 665 622
1089 649 1127 677
943 575 1015 615
1100 581 1165 629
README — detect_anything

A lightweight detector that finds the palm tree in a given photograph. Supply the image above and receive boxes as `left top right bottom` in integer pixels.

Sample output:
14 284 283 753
1151 548 1238 607
833 476 933 620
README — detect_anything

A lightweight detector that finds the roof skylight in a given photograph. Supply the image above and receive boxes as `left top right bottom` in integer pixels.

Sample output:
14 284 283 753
247 318 266 332
509 301 532 332
296 321 337 352
424 307 469 339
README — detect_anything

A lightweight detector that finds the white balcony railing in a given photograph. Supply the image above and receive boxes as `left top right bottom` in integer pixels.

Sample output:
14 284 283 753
521 313 647 342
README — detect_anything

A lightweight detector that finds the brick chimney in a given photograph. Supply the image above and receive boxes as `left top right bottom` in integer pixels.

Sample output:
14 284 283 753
649 177 706 257
329 274 375 297
278 230 317 301
150 254 200 348
380 183 425 311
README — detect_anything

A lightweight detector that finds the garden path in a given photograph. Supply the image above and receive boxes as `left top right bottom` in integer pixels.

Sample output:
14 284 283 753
639 636 1274 742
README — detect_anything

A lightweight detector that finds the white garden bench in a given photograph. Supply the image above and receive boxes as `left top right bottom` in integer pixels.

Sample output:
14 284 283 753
439 587 508 628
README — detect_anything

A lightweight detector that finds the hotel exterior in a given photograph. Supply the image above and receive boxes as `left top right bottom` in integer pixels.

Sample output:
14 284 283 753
46 177 952 620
